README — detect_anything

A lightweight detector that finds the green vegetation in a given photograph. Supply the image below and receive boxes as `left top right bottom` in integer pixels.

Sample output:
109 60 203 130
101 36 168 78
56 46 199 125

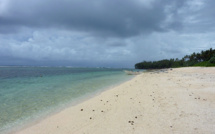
135 48 215 69
193 61 215 67
209 56 215 64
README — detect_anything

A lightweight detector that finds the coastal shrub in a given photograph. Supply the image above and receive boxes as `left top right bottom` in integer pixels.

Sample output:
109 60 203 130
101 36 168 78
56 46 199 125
193 61 208 67
209 56 215 63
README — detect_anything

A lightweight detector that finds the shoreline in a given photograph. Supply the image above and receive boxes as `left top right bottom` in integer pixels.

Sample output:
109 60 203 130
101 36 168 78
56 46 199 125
11 67 215 134
4 73 135 134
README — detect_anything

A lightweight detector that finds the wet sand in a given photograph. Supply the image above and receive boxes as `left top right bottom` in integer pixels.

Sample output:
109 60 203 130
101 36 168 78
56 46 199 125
13 67 215 134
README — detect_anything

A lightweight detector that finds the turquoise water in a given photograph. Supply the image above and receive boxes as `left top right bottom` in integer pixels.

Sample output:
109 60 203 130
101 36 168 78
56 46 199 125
0 67 133 133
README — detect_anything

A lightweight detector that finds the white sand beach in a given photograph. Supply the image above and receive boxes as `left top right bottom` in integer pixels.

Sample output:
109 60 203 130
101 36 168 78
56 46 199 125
12 67 215 134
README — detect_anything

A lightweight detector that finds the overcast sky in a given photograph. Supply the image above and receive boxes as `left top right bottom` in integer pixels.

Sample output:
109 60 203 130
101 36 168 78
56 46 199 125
0 0 215 68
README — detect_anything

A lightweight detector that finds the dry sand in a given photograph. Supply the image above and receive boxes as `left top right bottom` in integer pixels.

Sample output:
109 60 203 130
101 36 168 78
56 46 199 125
12 67 215 134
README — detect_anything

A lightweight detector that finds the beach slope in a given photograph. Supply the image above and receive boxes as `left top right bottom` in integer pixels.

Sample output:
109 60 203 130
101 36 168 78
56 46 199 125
13 67 215 134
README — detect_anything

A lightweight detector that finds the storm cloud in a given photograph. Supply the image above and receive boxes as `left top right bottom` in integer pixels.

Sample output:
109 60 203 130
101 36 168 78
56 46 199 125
0 0 187 36
0 0 215 67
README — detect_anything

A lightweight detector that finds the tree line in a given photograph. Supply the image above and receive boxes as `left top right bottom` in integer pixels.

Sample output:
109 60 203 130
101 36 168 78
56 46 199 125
135 48 215 69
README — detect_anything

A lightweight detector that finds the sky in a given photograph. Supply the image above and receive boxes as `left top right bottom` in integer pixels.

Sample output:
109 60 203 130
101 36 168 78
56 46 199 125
0 0 215 68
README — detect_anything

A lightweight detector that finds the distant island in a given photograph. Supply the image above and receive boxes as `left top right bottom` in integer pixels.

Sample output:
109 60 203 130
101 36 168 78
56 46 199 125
135 48 215 69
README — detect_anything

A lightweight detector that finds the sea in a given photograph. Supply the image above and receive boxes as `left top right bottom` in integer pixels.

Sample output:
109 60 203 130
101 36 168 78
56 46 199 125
0 67 135 133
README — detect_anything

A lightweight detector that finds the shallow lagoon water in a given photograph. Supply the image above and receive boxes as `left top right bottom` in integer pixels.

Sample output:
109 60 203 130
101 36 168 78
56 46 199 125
0 67 133 133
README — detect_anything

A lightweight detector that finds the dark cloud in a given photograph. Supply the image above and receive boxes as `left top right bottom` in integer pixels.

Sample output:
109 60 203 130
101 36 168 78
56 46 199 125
0 0 188 37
